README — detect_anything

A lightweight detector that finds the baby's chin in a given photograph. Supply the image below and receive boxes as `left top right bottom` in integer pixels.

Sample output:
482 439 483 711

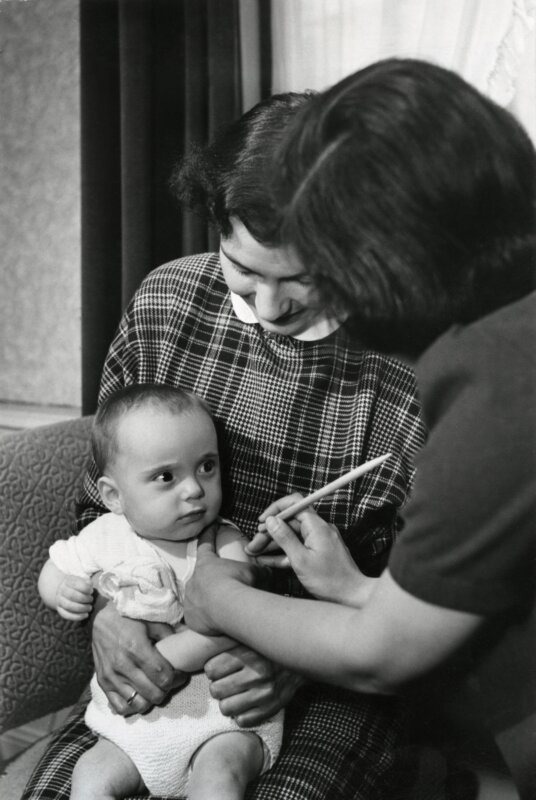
165 515 220 542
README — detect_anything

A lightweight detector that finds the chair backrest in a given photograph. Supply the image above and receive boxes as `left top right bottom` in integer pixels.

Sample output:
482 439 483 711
0 417 95 733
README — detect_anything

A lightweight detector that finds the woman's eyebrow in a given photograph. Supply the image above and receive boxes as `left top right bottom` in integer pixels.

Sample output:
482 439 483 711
220 245 309 282
220 245 252 271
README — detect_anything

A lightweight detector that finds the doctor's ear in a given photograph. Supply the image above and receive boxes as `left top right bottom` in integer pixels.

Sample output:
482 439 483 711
97 476 123 515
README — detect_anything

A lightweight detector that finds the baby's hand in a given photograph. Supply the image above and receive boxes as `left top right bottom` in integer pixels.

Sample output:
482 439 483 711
56 575 94 621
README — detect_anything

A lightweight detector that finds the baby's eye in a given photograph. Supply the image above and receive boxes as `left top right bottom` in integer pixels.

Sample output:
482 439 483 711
155 471 174 483
200 459 216 474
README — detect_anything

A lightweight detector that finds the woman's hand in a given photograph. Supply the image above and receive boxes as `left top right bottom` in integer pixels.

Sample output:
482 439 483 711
205 644 304 726
91 601 188 716
183 527 260 636
258 505 376 607
245 493 304 566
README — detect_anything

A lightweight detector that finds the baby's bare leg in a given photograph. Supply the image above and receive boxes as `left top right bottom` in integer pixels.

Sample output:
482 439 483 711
189 730 265 800
70 737 145 800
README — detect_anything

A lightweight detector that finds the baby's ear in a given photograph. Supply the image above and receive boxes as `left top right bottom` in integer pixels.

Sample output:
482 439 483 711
97 476 123 515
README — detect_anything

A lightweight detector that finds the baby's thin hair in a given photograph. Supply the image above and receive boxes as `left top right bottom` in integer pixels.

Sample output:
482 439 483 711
92 384 212 476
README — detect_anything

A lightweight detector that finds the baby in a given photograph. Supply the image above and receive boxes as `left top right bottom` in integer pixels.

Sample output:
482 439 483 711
38 384 282 800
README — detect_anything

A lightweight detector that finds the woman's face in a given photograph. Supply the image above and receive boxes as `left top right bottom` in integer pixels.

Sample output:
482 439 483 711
220 218 324 337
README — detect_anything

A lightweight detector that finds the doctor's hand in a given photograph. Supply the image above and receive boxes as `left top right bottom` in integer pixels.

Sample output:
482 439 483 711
245 492 304 567
254 506 376 608
183 526 262 637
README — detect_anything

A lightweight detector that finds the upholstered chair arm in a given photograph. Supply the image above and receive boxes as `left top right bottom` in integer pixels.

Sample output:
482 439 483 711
0 417 94 733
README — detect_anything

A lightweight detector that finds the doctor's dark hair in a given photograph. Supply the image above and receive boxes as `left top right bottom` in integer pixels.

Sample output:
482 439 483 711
171 91 313 244
92 384 213 476
274 58 536 356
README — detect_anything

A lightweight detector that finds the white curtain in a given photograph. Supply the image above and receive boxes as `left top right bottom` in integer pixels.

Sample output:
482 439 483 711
271 0 536 141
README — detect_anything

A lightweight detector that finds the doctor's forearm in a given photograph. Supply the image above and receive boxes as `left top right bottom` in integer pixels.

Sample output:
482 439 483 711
202 581 396 694
197 571 482 695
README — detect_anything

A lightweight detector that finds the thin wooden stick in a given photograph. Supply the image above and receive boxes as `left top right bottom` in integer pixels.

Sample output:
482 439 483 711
277 453 392 521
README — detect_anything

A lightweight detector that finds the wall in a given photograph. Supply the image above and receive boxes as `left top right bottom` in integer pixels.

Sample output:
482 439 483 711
0 0 81 408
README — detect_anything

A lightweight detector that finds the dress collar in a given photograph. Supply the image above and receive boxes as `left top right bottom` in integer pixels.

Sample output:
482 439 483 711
230 291 344 342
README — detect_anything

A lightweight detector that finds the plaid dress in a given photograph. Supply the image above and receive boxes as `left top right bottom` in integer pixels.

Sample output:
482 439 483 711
23 252 426 800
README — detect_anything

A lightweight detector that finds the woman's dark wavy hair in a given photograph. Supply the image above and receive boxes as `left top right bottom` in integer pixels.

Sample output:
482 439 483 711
274 58 536 356
171 92 314 244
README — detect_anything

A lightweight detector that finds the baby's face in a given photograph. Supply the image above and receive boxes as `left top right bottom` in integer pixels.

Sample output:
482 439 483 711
110 405 222 542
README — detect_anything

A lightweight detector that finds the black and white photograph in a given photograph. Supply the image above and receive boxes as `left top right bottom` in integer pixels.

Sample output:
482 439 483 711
1 2 535 798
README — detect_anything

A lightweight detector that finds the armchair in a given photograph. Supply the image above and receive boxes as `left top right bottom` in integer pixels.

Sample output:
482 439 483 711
0 417 517 799
0 418 182 800
0 417 94 735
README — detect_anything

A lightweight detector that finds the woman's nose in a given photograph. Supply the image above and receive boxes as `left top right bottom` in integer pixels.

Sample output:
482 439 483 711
254 283 290 322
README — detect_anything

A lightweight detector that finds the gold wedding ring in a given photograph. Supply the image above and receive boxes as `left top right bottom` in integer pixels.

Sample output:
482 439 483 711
126 689 138 705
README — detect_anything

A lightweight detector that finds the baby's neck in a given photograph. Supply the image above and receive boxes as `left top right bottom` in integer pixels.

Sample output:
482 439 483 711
145 537 194 582
146 537 193 559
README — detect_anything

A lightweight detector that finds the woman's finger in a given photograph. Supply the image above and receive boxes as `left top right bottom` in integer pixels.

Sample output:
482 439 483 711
91 607 175 707
264 516 305 563
204 651 244 681
298 509 340 544
106 664 174 715
108 683 153 716
254 554 291 569
245 531 274 555
217 687 272 717
258 493 304 522
247 516 303 555
196 524 218 557
233 706 275 728
204 644 274 687
256 515 302 539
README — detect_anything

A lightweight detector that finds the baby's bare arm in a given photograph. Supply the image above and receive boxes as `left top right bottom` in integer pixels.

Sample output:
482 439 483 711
155 624 235 672
156 524 247 671
38 559 93 621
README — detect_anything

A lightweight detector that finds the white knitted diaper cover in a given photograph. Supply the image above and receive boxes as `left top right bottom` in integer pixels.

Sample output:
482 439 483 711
86 673 283 796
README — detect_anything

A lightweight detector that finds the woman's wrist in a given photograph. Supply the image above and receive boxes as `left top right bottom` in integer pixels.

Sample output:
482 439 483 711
338 574 378 609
